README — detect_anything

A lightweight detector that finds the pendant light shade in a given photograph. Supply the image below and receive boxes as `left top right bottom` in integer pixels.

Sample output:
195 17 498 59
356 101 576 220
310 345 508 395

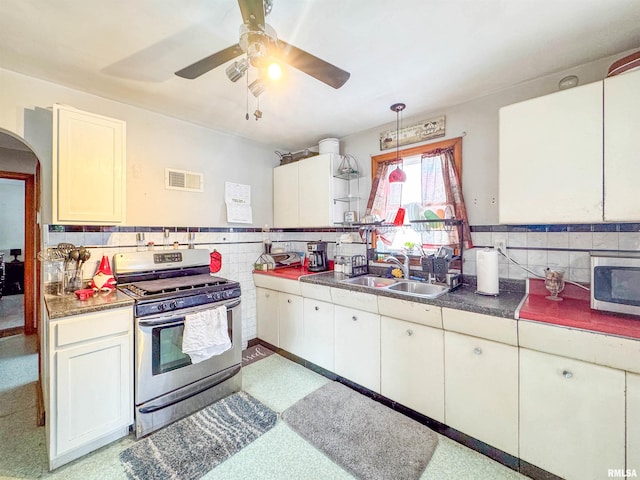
389 102 406 183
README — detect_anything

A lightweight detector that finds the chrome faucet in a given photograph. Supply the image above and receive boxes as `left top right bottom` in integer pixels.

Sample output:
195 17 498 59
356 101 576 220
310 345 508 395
385 254 410 279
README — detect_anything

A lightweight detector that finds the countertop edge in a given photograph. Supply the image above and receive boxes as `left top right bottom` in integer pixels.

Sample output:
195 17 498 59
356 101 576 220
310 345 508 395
45 291 134 319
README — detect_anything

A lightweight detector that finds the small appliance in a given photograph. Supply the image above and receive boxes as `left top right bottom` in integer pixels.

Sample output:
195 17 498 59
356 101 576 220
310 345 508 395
591 253 640 316
307 241 328 272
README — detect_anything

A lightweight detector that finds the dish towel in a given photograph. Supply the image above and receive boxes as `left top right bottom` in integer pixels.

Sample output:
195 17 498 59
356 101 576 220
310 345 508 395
182 305 231 364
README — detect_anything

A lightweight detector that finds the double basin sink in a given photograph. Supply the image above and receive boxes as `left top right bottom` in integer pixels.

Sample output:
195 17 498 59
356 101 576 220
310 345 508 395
340 275 449 299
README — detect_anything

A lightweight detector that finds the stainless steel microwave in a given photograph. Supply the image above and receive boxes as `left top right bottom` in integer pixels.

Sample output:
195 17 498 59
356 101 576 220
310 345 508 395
591 253 640 316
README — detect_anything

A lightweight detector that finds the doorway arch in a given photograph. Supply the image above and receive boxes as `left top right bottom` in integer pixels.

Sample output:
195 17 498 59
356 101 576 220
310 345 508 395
0 128 41 336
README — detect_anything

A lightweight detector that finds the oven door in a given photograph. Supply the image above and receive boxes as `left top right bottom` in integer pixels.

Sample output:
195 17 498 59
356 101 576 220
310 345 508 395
135 298 241 405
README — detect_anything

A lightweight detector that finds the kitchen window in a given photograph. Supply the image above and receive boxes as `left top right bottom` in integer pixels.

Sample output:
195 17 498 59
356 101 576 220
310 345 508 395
366 136 472 252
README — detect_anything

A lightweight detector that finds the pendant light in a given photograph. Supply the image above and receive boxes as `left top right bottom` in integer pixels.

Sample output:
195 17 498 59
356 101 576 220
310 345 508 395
388 102 406 183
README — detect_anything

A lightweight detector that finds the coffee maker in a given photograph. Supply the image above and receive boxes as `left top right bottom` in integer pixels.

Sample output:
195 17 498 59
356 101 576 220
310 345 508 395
307 241 328 272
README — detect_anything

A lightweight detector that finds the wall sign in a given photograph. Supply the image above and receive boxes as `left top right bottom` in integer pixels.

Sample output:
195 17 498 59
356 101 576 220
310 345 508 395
380 115 446 150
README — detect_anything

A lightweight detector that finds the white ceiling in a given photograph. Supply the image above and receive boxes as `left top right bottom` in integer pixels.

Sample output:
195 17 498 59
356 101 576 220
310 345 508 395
1 0 639 151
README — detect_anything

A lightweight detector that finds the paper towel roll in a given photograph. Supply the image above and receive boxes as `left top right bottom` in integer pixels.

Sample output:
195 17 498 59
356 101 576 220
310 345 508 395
477 248 499 295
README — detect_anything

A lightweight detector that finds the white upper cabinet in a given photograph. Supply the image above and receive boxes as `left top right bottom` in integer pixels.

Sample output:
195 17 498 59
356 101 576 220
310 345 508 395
499 81 603 224
53 104 126 224
273 154 346 228
604 69 640 221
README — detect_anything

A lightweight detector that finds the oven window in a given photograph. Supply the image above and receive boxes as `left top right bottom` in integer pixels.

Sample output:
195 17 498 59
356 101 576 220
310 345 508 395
152 324 192 375
150 308 235 375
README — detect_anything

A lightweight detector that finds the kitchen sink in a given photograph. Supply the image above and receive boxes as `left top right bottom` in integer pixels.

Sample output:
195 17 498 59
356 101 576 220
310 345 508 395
341 275 449 299
341 276 397 288
386 281 449 298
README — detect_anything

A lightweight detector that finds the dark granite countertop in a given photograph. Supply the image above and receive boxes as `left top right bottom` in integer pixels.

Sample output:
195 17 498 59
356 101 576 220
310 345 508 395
299 272 526 319
45 289 134 319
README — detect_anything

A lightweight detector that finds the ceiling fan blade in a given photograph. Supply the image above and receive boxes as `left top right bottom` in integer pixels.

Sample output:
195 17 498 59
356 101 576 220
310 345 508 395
277 40 350 89
238 0 265 29
175 44 244 79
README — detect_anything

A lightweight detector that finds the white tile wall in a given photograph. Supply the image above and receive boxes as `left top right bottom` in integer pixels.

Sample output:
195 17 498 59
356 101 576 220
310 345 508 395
464 228 640 284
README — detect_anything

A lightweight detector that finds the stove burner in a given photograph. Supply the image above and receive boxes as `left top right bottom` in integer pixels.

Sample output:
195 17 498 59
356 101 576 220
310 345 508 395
125 274 229 297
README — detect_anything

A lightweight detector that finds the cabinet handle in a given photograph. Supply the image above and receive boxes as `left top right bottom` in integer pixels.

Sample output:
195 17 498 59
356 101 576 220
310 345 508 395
473 347 482 355
352 316 357 321
562 370 573 379
265 293 270 298
287 299 291 304
315 306 319 311
406 329 413 336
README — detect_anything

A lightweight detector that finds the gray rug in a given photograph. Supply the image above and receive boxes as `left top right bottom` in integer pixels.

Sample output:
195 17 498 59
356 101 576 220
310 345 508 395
120 391 277 480
282 381 439 480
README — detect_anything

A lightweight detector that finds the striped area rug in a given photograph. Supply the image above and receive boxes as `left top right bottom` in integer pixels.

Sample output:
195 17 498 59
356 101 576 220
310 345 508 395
120 391 276 480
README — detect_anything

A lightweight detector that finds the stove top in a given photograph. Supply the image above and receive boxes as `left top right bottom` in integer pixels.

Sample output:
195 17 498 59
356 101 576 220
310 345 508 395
113 249 241 317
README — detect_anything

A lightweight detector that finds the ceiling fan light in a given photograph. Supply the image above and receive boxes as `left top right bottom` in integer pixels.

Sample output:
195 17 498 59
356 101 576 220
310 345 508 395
225 58 249 82
267 62 282 80
249 78 266 97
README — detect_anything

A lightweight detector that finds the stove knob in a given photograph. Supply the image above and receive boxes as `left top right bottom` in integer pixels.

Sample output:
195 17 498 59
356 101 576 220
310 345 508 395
224 290 233 298
157 303 166 312
169 301 178 310
214 292 223 301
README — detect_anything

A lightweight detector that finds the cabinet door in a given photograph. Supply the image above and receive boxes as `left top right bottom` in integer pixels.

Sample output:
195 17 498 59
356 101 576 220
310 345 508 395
604 69 640 221
302 298 334 371
53 104 126 224
381 316 444 422
273 162 299 228
278 293 304 356
298 154 332 227
499 81 603 224
628 372 640 473
444 331 518 456
256 287 279 347
55 334 132 455
334 305 380 392
520 348 625 480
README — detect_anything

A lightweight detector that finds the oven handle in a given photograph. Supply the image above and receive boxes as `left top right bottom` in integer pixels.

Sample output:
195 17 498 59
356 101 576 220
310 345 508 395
138 298 240 327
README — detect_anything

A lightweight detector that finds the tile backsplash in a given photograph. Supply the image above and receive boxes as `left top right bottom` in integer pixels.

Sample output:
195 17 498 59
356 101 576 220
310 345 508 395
42 222 640 344
465 223 640 283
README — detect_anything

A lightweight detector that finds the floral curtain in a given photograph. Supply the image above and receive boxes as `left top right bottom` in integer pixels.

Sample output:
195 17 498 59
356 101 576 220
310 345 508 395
420 147 473 249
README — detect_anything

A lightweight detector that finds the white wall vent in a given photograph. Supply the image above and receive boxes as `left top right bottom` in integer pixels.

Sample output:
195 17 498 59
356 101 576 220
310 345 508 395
165 168 203 192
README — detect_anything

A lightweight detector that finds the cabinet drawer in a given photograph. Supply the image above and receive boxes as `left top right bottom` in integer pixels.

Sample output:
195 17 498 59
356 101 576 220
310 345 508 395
442 307 517 345
519 320 640 373
253 274 301 295
300 282 332 302
330 287 378 313
56 307 131 347
378 296 442 328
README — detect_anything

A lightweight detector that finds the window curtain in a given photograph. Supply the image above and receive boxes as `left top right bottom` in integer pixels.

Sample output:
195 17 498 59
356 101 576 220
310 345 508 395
365 146 473 250
420 147 473 249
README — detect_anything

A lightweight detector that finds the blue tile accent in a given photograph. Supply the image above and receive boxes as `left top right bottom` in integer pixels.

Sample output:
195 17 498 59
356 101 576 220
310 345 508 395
470 225 492 232
619 223 640 232
566 224 592 232
547 224 568 232
592 224 618 232
507 226 528 232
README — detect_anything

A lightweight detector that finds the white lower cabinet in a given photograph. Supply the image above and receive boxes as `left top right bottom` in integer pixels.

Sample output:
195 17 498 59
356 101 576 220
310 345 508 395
626 372 640 473
47 306 133 470
444 331 519 456
334 305 380 393
278 293 304 357
302 298 334 371
381 316 444 422
256 287 279 347
519 348 625 480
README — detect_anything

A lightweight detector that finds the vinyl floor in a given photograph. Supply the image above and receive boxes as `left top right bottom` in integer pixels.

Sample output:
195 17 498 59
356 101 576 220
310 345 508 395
0 335 530 479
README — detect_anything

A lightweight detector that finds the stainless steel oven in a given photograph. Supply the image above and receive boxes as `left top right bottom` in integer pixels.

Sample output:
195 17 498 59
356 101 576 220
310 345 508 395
114 249 243 438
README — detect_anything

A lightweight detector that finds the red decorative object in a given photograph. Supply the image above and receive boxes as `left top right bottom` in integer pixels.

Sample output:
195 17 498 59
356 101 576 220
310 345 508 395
90 255 116 291
393 207 406 226
388 165 406 183
210 250 222 273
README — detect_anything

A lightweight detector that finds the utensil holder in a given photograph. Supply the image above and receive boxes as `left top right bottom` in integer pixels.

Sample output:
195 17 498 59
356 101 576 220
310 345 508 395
64 267 83 294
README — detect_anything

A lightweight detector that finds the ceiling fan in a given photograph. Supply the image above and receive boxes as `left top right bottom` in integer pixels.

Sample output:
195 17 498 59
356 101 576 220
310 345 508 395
174 0 350 90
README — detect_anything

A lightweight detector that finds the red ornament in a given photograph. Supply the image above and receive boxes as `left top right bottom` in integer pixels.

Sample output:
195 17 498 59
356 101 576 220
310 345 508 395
388 166 406 183
90 255 117 291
